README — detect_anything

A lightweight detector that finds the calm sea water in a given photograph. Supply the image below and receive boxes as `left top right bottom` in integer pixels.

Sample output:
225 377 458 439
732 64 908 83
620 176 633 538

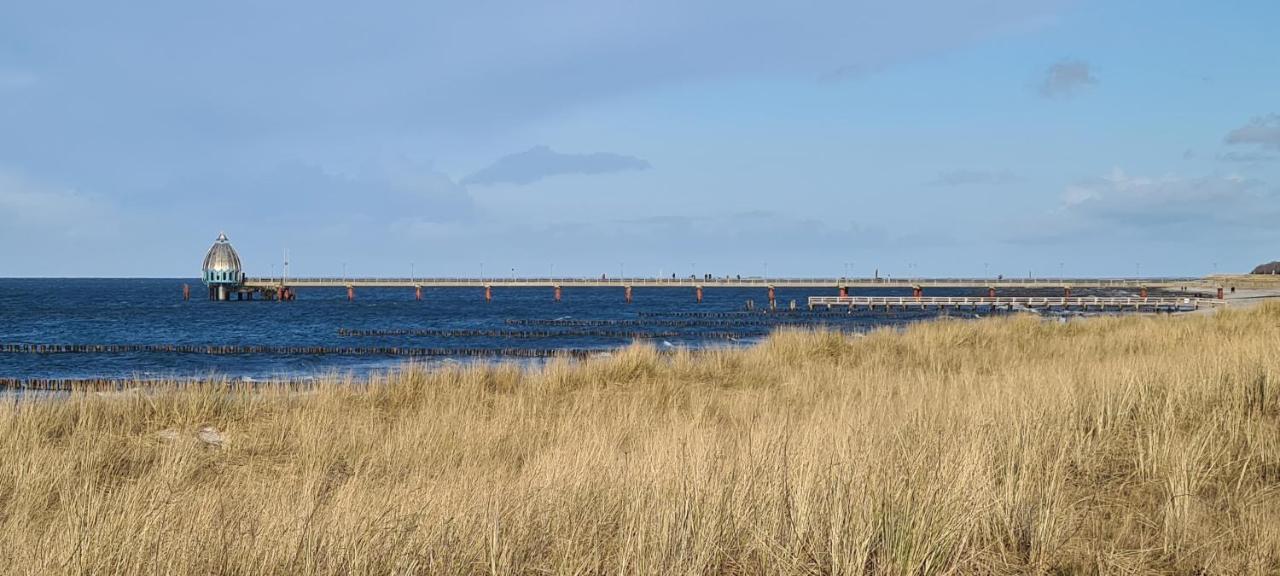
0 279 1108 381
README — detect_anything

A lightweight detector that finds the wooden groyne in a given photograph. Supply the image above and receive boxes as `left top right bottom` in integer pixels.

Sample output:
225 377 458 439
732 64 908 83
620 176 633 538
335 328 756 339
0 343 599 359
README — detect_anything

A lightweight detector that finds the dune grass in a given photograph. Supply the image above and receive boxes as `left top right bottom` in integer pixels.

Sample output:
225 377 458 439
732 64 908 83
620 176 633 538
2 306 1280 575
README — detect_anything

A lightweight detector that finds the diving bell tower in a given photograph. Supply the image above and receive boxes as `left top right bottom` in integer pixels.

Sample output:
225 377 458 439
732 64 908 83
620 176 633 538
201 232 244 300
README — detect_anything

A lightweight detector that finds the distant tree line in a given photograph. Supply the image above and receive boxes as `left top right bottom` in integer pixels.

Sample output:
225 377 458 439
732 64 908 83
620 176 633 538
1251 261 1280 274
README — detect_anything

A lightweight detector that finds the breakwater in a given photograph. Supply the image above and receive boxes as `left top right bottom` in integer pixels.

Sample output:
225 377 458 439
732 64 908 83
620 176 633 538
335 328 759 339
0 343 598 359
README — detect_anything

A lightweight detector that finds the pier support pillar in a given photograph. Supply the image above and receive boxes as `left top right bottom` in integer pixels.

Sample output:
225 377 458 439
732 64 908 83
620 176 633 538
182 284 190 301
485 284 492 303
554 285 562 302
415 286 422 301
695 285 703 304
768 285 776 310
347 286 355 302
624 285 633 303
217 285 227 301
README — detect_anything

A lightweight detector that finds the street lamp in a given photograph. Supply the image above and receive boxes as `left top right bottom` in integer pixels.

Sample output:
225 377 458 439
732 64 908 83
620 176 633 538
411 262 415 283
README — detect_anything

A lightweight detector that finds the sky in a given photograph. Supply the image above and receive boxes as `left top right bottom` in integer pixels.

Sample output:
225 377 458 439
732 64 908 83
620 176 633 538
1 1 1278 278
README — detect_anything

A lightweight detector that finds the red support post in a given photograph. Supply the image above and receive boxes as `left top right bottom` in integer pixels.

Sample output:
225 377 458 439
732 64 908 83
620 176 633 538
554 285 562 302
839 285 848 297
1140 286 1148 300
182 284 190 301
347 286 354 301
1217 287 1224 300
988 287 996 299
485 284 492 303
913 285 923 300
624 285 633 303
415 286 422 301
695 285 703 303
1063 286 1071 298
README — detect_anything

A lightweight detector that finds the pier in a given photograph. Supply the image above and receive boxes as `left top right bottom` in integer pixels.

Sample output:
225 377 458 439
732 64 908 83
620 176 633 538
197 232 1224 303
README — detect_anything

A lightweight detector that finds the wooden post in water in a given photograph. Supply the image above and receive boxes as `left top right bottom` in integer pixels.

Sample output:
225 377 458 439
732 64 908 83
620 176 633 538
554 285 562 302
485 284 492 303
695 285 703 304
415 286 422 301
767 285 776 310
182 284 190 301
347 285 355 302
624 285 633 304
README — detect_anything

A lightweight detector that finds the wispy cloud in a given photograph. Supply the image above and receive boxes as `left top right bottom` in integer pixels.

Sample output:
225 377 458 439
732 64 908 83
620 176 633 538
1061 168 1267 226
927 169 1018 187
462 146 651 186
0 169 116 236
1224 114 1280 150
1217 151 1277 164
1038 59 1096 98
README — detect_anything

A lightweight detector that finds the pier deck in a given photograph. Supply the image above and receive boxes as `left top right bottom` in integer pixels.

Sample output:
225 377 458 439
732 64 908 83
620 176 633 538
244 277 1206 289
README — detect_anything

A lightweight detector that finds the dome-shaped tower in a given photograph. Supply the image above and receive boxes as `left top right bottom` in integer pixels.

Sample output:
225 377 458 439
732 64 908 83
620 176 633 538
202 232 244 300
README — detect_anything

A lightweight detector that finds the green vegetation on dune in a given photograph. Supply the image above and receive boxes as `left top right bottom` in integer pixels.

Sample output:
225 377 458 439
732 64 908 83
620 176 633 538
3 307 1280 574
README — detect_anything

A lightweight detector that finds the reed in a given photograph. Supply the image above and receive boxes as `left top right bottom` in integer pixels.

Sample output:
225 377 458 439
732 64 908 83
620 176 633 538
2 305 1279 574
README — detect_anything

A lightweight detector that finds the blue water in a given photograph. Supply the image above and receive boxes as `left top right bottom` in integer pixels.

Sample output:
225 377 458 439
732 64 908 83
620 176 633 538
0 279 1081 381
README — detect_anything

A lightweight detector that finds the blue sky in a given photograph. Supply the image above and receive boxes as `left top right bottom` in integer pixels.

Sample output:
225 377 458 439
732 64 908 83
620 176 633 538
1 1 1278 278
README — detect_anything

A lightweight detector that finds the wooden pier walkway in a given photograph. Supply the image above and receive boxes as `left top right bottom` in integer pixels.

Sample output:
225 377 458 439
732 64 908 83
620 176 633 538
245 276 1204 289
807 296 1226 312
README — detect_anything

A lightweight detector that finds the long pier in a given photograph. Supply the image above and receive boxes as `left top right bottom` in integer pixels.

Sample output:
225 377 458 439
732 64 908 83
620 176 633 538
212 275 1223 303
245 276 1204 289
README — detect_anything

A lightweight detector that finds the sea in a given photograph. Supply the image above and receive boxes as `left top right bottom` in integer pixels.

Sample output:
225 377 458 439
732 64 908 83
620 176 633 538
0 278 1132 383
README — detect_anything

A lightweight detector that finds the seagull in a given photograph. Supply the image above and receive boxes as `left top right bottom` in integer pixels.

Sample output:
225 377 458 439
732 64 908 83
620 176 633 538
661 340 675 348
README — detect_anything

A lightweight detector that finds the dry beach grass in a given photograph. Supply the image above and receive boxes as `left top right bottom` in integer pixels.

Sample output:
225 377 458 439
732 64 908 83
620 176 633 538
2 306 1280 574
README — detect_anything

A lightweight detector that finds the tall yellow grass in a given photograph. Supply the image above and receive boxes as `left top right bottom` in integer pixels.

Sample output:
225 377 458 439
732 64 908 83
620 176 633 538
3 306 1280 575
